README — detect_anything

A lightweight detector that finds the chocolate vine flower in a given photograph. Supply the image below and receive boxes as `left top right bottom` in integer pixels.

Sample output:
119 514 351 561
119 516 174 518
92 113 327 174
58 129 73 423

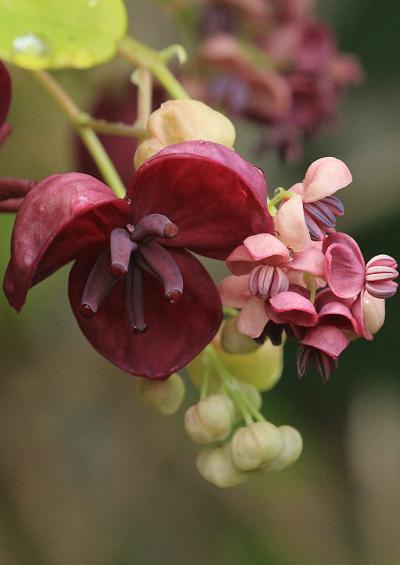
0 60 11 146
4 141 272 379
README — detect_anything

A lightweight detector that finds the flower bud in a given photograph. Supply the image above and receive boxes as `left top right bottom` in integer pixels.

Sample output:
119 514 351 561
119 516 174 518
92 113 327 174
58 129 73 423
215 332 284 391
184 394 235 444
260 426 303 472
134 100 236 168
134 373 185 415
196 444 248 488
221 318 261 354
230 421 284 471
363 291 385 335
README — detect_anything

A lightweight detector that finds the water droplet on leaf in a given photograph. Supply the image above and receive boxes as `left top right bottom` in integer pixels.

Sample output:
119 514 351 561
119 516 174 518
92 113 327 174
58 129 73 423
12 33 50 67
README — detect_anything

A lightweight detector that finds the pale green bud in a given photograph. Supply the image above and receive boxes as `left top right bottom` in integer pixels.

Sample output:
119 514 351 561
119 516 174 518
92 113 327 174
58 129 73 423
184 394 235 444
221 318 261 354
260 425 303 472
196 444 248 488
134 99 236 168
134 373 185 415
230 421 284 471
363 292 385 335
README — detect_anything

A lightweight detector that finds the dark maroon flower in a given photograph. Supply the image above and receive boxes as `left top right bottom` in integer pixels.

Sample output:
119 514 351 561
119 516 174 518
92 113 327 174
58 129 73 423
0 60 11 146
4 141 272 379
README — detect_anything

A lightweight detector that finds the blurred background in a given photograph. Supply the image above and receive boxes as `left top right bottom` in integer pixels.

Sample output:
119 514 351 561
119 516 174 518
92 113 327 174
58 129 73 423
0 1 399 564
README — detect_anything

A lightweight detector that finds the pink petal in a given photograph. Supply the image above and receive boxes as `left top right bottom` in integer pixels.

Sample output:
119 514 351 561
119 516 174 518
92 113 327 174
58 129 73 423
243 233 290 263
290 246 324 276
236 296 268 338
302 157 352 203
323 235 366 299
274 193 311 251
267 291 318 326
226 244 255 275
69 248 222 379
301 324 350 358
318 301 358 333
128 141 273 260
3 173 132 311
218 275 251 308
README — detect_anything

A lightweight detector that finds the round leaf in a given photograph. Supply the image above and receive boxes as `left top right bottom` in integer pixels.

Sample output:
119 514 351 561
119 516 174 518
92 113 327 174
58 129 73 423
0 0 127 70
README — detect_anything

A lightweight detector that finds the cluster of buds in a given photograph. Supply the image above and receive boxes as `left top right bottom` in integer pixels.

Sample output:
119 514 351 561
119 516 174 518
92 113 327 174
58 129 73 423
219 157 398 381
183 0 363 160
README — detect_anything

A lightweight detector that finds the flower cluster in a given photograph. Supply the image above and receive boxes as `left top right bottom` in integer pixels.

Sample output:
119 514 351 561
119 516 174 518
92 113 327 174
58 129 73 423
184 0 363 161
219 157 398 381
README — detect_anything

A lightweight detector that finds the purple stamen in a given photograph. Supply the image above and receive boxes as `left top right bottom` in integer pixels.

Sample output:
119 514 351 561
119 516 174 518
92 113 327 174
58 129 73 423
139 242 183 303
110 227 138 278
126 261 147 333
297 345 337 381
248 265 289 299
303 195 345 241
80 249 117 318
131 214 179 243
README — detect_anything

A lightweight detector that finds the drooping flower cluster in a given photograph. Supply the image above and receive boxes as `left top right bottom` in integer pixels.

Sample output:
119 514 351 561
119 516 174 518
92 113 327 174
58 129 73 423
183 0 363 161
219 157 398 381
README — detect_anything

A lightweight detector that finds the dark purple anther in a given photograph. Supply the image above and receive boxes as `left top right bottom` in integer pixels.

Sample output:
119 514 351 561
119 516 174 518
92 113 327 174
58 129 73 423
126 262 147 333
139 242 183 303
80 249 117 318
131 213 179 243
297 344 338 382
110 227 138 277
303 195 344 241
80 212 183 330
248 264 289 299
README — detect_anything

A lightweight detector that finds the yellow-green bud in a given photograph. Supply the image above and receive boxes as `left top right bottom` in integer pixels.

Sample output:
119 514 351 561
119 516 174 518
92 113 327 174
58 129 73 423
230 421 284 471
196 444 248 488
188 329 284 394
221 318 261 354
134 373 185 415
363 292 385 335
134 99 236 168
260 425 303 472
184 394 235 444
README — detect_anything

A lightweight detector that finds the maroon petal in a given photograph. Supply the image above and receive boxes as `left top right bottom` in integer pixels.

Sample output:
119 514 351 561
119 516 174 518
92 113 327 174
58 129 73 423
4 173 132 311
323 234 365 299
0 61 12 140
128 141 272 259
69 248 222 379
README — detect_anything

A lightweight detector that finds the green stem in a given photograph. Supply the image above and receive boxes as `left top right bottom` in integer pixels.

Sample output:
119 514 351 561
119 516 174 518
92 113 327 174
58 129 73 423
267 187 293 214
32 70 126 198
131 67 153 128
81 116 147 139
118 36 190 100
206 345 265 425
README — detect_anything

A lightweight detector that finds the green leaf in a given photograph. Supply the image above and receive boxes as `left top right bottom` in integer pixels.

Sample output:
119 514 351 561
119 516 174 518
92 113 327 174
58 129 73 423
0 0 127 70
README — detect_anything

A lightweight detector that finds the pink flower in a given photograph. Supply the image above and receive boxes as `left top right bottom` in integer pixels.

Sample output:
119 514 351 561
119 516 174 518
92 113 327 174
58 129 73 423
323 232 398 300
274 157 352 247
